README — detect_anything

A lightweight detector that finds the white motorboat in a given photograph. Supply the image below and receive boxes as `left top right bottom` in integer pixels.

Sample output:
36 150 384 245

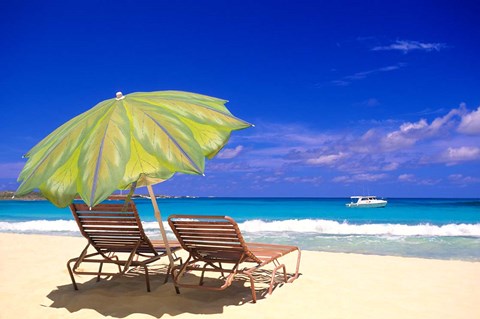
346 196 387 208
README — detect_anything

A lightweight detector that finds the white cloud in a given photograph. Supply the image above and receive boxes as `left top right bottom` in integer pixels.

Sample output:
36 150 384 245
398 174 416 182
247 158 291 169
380 106 468 151
381 117 440 150
284 176 322 184
458 106 480 135
306 152 347 165
361 128 377 141
382 162 399 171
264 177 280 183
331 63 405 86
399 119 429 132
241 121 335 146
206 162 261 174
382 131 418 150
444 146 480 163
448 174 480 185
429 106 465 131
221 105 480 189
353 173 388 181
217 145 244 159
333 173 387 183
332 176 349 183
397 174 441 186
419 179 442 186
372 40 447 53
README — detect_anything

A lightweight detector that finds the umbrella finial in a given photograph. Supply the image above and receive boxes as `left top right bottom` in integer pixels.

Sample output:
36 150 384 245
116 92 125 100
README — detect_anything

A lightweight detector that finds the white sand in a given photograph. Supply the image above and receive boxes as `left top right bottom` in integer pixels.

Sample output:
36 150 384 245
0 233 479 318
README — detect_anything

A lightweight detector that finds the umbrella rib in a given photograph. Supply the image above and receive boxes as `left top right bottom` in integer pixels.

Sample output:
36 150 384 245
129 140 153 177
171 99 248 124
18 101 115 190
18 133 75 190
143 112 202 174
135 96 252 126
90 122 110 203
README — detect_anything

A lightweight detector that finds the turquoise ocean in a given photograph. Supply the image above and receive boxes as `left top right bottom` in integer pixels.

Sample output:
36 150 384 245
1 197 479 261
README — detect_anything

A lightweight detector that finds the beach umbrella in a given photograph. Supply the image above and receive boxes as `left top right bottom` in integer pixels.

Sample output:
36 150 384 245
15 90 252 264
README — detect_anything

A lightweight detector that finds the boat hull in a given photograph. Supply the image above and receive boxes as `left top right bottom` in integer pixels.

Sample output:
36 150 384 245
346 202 387 208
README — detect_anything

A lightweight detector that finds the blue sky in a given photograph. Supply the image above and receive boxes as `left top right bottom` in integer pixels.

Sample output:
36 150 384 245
1 1 479 198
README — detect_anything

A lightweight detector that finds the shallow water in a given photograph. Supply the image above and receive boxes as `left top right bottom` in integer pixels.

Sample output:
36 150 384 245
1 197 479 261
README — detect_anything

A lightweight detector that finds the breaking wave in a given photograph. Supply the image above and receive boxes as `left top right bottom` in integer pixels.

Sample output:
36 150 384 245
1 218 479 237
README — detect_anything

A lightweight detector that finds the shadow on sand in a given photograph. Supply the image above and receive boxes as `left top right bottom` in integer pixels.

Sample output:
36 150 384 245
46 265 288 318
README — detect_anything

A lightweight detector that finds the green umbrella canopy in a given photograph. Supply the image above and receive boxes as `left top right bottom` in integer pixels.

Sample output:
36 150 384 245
16 90 252 207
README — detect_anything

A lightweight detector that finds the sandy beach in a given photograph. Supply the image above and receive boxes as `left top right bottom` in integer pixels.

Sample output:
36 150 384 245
0 233 478 319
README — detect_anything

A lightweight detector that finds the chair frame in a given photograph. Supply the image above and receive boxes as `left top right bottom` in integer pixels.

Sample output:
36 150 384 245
168 215 301 302
67 199 181 292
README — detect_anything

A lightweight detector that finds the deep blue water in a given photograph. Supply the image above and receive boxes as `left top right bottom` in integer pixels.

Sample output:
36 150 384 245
1 197 479 261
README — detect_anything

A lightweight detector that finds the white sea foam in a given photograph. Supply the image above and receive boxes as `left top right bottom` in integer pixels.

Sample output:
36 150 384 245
236 219 480 236
0 220 79 232
1 219 480 237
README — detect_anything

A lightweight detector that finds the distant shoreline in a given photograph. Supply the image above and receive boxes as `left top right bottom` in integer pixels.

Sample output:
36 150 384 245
0 191 196 201
1 191 478 201
0 191 46 201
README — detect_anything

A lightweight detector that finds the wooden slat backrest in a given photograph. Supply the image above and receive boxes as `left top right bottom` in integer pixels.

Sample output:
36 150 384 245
168 215 261 263
70 201 156 255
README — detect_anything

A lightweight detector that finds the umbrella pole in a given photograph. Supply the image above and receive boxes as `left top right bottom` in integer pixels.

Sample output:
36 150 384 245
147 185 175 266
122 181 137 211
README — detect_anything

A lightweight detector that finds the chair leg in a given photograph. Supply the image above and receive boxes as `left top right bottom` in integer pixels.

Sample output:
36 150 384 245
199 264 208 286
164 264 171 284
269 263 287 294
164 255 183 284
287 248 302 283
172 262 190 295
219 262 225 277
97 262 104 282
111 254 122 273
144 265 151 292
172 268 181 294
67 259 79 290
245 272 257 303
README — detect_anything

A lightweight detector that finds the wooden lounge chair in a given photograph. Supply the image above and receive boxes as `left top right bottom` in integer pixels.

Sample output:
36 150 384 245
168 215 301 302
67 199 182 292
